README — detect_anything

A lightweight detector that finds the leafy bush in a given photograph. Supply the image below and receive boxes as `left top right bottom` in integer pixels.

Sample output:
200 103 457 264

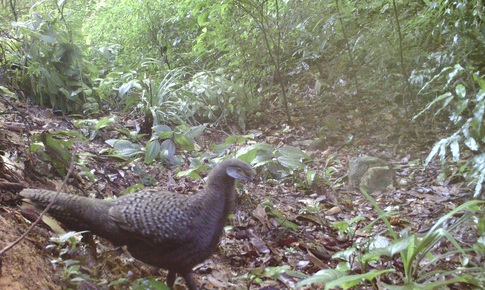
11 9 97 113
297 192 485 289
47 231 95 287
414 67 484 197
118 69 194 128
83 0 199 73
106 123 205 166
182 70 259 129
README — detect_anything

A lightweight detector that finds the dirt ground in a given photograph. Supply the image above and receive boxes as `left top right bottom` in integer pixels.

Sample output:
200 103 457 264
0 209 58 289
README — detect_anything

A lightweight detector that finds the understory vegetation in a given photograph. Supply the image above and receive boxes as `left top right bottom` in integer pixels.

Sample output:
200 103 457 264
0 0 483 289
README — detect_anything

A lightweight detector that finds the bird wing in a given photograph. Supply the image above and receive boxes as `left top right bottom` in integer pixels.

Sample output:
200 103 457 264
108 191 199 244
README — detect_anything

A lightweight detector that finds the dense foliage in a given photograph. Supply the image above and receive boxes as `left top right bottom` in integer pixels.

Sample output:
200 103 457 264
0 0 483 288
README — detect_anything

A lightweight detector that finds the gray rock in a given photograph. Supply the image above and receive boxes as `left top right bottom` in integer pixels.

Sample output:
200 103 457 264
349 156 393 193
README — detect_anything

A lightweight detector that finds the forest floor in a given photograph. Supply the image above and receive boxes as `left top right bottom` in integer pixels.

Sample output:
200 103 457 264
0 95 480 289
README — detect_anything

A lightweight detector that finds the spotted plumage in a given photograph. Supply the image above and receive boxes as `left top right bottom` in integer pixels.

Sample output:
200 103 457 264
21 158 255 290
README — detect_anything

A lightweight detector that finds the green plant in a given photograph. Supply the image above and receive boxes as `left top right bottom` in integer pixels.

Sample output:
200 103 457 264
47 231 94 287
238 266 305 289
188 134 318 188
10 5 97 113
182 70 259 129
260 200 300 231
83 0 199 73
297 190 485 289
74 115 117 140
240 142 314 188
106 123 205 165
130 278 170 290
321 155 345 189
414 68 484 197
31 131 79 177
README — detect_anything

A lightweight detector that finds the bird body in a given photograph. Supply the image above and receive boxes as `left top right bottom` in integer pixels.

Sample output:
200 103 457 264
21 158 255 289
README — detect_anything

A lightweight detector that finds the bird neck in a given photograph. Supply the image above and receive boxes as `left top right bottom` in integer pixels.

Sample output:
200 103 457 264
204 176 236 215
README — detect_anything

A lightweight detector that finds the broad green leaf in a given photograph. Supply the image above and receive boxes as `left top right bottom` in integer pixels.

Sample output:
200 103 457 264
0 86 18 99
160 139 176 157
326 269 395 289
40 132 73 177
184 124 206 140
278 146 311 160
106 139 142 157
455 84 466 98
252 154 274 168
157 131 174 139
119 80 141 98
212 142 232 155
95 115 116 130
174 133 194 151
224 134 254 145
177 164 210 179
152 125 172 135
145 140 161 164
132 278 169 290
362 235 414 262
306 170 317 186
236 147 258 163
277 155 306 170
332 247 357 261
296 269 345 287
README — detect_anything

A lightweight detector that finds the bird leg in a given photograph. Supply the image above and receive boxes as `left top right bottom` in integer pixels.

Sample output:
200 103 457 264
166 270 176 289
182 272 198 290
166 271 198 290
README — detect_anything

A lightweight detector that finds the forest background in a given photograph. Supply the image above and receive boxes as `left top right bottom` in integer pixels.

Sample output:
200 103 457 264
0 0 484 289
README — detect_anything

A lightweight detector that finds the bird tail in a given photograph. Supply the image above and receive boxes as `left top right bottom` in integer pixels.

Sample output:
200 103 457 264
20 189 113 236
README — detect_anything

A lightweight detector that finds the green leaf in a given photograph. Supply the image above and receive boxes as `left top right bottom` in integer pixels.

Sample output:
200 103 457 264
174 133 194 151
176 164 211 179
332 247 357 261
157 131 174 139
455 84 466 98
277 155 306 170
252 154 274 168
95 115 116 130
132 278 169 290
263 205 300 231
413 92 453 120
278 146 311 160
362 236 414 263
145 140 161 164
152 125 172 135
450 138 460 162
120 183 145 195
236 147 258 163
184 124 206 140
160 139 176 157
0 86 18 99
260 265 306 280
106 139 143 158
297 268 395 289
306 170 317 186
224 134 254 145
119 79 141 98
296 269 345 287
40 132 73 177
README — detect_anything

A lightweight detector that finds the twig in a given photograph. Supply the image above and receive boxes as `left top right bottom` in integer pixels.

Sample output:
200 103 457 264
0 147 76 256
